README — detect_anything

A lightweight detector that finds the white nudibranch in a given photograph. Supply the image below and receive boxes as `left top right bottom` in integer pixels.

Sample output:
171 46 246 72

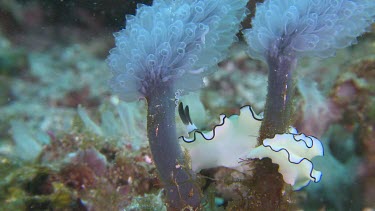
179 104 324 190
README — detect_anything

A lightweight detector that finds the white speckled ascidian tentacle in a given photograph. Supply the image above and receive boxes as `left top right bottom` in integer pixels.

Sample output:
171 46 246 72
243 0 375 61
107 0 248 102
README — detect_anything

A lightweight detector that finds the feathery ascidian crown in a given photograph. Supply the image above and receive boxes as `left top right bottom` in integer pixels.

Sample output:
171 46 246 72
243 0 375 61
107 0 247 101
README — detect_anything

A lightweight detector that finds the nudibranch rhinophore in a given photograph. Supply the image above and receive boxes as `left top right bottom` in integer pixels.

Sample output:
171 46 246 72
179 104 324 190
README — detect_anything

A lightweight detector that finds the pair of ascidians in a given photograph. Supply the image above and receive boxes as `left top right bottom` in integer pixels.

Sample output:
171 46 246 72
107 0 375 208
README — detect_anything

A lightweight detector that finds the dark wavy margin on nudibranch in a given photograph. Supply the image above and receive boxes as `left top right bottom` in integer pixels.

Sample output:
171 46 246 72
179 105 262 143
266 133 325 154
261 132 324 190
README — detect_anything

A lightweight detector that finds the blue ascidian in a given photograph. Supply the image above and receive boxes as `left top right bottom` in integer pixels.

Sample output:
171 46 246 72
241 1 374 208
106 0 248 209
107 0 248 102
